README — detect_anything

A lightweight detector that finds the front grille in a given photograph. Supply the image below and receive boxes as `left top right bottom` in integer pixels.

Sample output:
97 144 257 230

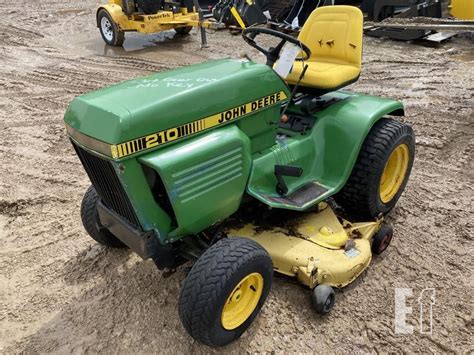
72 141 141 229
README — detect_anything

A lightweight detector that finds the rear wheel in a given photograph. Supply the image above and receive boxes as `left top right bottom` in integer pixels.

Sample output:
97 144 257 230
81 186 125 248
178 237 273 347
335 118 415 220
98 9 125 46
174 26 193 35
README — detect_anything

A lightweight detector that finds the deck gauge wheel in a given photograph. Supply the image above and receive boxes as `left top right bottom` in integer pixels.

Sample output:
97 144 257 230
311 284 335 314
372 224 393 255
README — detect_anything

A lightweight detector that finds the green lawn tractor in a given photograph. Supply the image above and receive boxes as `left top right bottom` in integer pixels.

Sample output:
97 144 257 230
65 5 415 347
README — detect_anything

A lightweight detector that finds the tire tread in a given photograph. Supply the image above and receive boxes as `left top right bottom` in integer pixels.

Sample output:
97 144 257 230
335 118 415 219
178 238 272 346
81 186 125 248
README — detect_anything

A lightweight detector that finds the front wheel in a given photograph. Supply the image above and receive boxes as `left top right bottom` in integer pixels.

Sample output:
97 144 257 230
178 237 273 347
335 118 415 220
81 186 125 248
98 9 125 46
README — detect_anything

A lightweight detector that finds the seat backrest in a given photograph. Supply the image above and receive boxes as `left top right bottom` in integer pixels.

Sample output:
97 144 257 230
298 6 363 68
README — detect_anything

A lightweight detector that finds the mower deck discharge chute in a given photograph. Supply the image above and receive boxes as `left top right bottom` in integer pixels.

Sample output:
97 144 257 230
66 5 415 347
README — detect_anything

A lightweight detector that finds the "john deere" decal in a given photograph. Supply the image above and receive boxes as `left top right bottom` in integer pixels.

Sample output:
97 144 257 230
110 91 287 159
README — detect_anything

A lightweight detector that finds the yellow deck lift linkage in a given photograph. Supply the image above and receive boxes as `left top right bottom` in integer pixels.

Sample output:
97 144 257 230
97 0 224 47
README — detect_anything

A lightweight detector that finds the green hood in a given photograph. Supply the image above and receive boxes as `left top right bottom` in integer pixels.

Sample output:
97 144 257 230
64 58 289 144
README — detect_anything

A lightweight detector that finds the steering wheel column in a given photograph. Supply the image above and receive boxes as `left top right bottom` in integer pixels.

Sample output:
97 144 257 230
242 27 311 67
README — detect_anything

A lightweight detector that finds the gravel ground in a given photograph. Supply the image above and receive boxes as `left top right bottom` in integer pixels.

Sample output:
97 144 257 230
0 0 473 353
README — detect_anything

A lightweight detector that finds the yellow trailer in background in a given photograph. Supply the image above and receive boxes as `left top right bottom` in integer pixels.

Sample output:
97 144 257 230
97 0 222 46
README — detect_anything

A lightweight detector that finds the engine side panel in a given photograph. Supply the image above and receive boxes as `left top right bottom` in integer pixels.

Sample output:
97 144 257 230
139 125 252 238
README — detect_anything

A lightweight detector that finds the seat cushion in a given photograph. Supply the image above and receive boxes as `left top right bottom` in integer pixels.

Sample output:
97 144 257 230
287 61 360 90
283 6 363 93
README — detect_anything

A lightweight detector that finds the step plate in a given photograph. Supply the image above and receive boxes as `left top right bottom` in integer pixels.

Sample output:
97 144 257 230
265 182 328 208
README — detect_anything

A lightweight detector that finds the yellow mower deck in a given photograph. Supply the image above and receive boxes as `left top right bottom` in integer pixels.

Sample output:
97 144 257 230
99 1 221 34
229 203 382 289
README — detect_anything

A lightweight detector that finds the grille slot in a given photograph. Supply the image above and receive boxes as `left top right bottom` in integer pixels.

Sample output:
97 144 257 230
72 141 141 229
173 147 244 203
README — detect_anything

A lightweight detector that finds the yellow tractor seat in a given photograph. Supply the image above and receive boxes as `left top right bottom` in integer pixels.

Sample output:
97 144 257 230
286 6 363 95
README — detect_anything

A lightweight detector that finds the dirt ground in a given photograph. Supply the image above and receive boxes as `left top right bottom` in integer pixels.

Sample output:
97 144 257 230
0 0 473 353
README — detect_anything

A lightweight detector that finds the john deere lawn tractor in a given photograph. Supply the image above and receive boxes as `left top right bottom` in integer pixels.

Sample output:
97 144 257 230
65 5 415 347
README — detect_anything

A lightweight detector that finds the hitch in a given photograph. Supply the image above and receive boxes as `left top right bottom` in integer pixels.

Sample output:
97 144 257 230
192 0 209 48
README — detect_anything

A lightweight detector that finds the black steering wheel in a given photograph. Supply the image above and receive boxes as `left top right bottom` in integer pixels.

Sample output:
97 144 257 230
242 27 311 67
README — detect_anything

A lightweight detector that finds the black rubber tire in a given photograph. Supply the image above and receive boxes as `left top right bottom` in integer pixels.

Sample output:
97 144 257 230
372 224 393 255
335 118 415 220
137 0 163 14
311 284 335 314
178 237 273 347
360 0 376 20
80 186 126 248
98 9 125 46
174 26 193 35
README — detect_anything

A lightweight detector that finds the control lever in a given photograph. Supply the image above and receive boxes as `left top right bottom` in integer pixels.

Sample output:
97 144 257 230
275 165 303 195
281 64 308 117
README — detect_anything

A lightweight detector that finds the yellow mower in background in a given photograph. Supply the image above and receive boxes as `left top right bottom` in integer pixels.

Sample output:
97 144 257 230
97 0 222 46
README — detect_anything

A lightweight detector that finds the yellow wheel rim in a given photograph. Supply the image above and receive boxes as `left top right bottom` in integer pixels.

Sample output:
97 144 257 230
221 272 264 330
379 144 410 203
